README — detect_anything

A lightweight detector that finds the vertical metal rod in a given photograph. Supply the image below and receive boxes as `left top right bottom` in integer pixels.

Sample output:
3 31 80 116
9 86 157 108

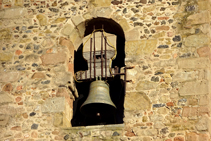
124 67 127 96
90 38 92 80
101 25 104 78
94 26 96 78
105 36 107 79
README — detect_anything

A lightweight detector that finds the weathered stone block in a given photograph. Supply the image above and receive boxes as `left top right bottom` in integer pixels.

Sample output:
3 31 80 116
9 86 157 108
53 113 63 127
36 14 48 26
61 24 75 37
197 46 211 60
68 28 83 50
124 92 151 110
41 38 55 48
0 105 20 115
186 11 210 25
178 58 210 69
125 39 157 58
118 18 131 32
0 53 13 61
0 28 12 40
133 128 157 136
125 29 140 41
0 115 9 126
0 91 13 104
195 116 208 131
184 34 209 47
71 16 84 26
25 54 40 62
95 7 113 18
59 37 75 55
182 107 197 118
0 8 27 19
172 71 197 82
41 97 65 113
153 59 175 67
31 72 46 79
179 80 209 96
54 72 72 86
136 81 158 90
0 72 20 82
40 52 66 66
89 0 111 7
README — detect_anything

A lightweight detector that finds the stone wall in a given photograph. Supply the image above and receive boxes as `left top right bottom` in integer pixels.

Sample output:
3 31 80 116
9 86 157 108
0 0 211 141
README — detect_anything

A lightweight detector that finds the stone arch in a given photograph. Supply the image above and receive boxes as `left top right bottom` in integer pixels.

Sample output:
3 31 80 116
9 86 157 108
69 17 127 126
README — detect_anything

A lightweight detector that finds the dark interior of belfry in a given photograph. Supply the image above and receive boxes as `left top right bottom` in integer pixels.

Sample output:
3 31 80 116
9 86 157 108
71 18 126 126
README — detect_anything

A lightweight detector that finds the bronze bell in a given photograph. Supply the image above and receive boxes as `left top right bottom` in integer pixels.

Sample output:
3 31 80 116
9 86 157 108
80 78 116 117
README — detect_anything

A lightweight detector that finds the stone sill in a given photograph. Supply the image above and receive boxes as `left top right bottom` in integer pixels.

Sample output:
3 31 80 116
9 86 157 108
62 124 124 131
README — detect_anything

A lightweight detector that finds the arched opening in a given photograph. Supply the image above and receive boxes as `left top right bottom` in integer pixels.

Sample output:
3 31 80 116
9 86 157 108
72 18 126 126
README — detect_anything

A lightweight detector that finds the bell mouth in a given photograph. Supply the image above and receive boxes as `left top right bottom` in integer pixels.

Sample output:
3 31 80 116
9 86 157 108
80 103 116 117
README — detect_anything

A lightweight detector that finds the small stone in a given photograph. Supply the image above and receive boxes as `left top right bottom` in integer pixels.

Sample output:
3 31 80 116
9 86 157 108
36 14 48 26
19 55 24 59
144 29 150 34
186 5 196 12
64 134 69 140
161 21 166 25
172 2 179 5
171 82 178 88
143 65 148 70
130 17 138 21
177 43 182 47
31 124 38 129
16 65 25 71
134 22 144 27
158 45 169 48
173 36 181 42
32 72 45 79
2 83 13 92
38 50 43 54
168 19 173 23
195 29 200 34
31 131 38 138
160 7 166 11
32 63 38 67
15 50 22 55
30 112 36 116
153 104 165 108
169 133 175 138
22 113 28 119
123 8 127 14
15 97 22 103
160 127 168 134
131 8 139 13
33 37 37 41
49 8 59 12
174 136 184 141
112 132 120 136
151 76 159 82
41 80 50 84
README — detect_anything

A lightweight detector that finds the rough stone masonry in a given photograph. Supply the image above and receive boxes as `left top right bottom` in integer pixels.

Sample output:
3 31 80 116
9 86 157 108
0 0 211 141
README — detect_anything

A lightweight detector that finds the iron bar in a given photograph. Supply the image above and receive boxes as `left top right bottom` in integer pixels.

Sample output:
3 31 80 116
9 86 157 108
105 36 107 79
101 25 104 78
94 26 96 78
90 38 92 80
